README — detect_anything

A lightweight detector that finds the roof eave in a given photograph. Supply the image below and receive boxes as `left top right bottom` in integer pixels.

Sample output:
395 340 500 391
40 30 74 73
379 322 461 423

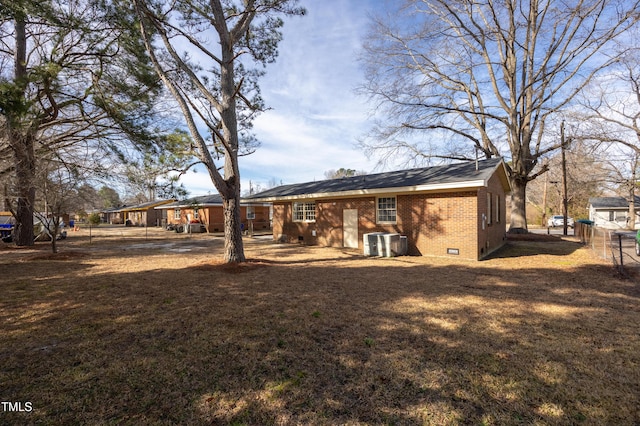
494 160 512 193
247 180 488 202
155 202 223 209
156 201 270 209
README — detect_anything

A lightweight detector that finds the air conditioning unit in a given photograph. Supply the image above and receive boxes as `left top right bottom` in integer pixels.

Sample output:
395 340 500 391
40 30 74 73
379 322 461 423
380 233 400 257
363 232 385 256
363 233 404 257
399 235 408 256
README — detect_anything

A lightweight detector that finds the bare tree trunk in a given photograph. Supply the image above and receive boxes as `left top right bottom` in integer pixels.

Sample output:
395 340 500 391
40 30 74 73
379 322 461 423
51 223 58 254
223 195 245 263
13 132 36 246
218 22 245 263
11 15 35 246
509 178 528 233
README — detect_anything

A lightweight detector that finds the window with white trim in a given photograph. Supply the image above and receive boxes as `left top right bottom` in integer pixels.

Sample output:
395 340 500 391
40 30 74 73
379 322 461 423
487 193 492 225
495 194 501 223
293 202 316 222
377 197 397 223
194 208 200 219
174 209 181 220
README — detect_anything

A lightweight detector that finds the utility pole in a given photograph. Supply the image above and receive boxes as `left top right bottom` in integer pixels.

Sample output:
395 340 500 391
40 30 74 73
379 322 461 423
542 165 548 227
561 122 569 236
629 153 638 230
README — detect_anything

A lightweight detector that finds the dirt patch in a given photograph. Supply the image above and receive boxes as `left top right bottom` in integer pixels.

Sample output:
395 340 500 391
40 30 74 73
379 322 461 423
1 232 639 425
21 251 90 262
192 258 272 273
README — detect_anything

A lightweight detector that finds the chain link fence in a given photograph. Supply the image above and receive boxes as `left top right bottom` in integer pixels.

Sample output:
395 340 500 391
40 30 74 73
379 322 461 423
576 222 640 278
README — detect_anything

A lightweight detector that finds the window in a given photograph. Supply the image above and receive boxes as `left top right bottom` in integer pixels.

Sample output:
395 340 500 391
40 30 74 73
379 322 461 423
293 202 316 222
495 194 501 223
486 193 492 225
174 209 181 220
194 208 199 219
377 197 397 223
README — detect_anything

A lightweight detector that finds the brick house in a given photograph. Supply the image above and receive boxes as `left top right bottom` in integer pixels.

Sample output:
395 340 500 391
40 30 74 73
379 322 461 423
245 158 511 260
102 200 174 226
156 194 272 233
123 200 175 226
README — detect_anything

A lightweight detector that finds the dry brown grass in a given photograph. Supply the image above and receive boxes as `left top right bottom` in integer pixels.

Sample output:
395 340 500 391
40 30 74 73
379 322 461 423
1 228 639 425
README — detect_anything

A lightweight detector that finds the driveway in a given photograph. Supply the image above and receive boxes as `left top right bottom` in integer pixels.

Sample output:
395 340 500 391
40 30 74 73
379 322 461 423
529 226 575 237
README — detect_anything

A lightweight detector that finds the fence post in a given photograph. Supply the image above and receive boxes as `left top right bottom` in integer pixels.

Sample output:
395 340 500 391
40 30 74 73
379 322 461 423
618 233 624 268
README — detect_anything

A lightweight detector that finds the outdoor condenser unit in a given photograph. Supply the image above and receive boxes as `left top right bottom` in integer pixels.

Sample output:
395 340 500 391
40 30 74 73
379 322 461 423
364 233 404 257
380 233 400 257
399 235 408 256
363 232 385 256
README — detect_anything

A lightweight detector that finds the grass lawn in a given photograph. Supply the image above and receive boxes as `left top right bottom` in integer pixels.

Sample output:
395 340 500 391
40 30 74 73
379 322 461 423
1 228 639 425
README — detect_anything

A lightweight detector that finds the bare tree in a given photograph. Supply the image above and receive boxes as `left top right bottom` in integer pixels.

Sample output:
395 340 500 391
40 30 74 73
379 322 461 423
132 0 305 263
526 141 610 225
34 160 80 253
324 168 367 179
579 46 640 228
359 0 640 232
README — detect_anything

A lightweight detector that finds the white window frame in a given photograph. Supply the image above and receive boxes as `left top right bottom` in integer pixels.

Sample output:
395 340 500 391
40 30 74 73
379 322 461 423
293 202 316 222
495 194 500 223
377 196 397 224
487 193 492 225
174 209 181 220
194 208 199 219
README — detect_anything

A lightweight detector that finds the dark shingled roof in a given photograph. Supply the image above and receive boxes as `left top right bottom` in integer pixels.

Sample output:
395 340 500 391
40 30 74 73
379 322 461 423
245 158 506 201
109 199 174 212
157 194 223 209
589 196 640 209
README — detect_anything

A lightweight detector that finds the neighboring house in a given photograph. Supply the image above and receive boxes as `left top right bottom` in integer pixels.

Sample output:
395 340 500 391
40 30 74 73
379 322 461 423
102 200 175 226
123 200 175 226
588 196 640 229
245 158 511 260
102 206 124 225
156 194 271 233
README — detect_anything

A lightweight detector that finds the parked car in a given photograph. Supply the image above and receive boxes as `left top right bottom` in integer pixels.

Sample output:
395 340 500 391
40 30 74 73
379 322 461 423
547 215 574 228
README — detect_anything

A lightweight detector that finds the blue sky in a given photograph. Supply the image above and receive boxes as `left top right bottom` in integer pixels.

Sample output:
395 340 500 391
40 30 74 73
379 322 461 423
178 0 385 196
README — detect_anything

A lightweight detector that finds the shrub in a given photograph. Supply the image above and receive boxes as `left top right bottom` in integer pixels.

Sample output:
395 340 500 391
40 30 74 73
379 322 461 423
88 213 101 225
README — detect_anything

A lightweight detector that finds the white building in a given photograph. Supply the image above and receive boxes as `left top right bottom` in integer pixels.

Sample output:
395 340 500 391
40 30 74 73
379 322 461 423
588 196 640 229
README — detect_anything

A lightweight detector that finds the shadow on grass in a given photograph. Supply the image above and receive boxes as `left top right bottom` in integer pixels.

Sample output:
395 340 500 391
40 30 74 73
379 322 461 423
486 239 584 259
1 243 639 425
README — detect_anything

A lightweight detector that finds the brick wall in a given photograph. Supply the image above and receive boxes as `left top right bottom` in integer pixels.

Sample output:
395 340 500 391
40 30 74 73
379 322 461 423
275 202 319 244
165 205 271 233
399 192 479 258
477 173 509 258
272 186 507 260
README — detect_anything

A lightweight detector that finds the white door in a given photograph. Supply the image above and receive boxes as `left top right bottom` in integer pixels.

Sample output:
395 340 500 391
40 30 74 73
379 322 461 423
343 209 359 248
